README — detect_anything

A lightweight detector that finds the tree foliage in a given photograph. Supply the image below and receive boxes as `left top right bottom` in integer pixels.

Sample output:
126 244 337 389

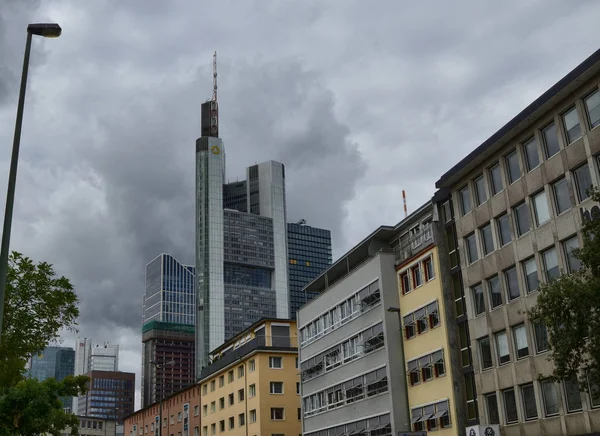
528 189 600 392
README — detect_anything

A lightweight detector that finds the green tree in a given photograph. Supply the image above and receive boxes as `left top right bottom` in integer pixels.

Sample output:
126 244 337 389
0 251 86 435
528 189 600 393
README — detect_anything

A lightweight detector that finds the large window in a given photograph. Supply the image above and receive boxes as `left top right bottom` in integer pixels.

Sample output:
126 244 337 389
564 377 583 412
524 137 540 171
460 185 472 215
553 177 571 214
488 275 502 309
474 174 488 206
270 382 283 394
400 271 411 294
270 408 284 420
503 389 518 424
533 320 549 353
465 233 478 264
563 236 582 273
574 164 593 202
495 331 510 365
269 356 282 368
542 247 559 282
505 150 521 184
472 284 485 316
504 266 520 301
512 324 529 359
514 202 530 236
523 258 539 293
541 381 559 416
563 106 582 144
479 336 493 370
490 163 504 195
585 90 600 129
521 384 538 420
533 191 551 226
481 224 494 256
542 122 560 158
486 393 500 424
497 214 512 246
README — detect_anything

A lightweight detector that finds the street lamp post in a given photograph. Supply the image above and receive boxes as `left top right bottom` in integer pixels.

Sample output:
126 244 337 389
0 23 61 341
150 360 175 436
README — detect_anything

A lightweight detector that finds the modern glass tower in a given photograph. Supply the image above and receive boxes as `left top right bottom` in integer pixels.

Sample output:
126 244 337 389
195 95 290 373
28 346 75 412
287 221 332 319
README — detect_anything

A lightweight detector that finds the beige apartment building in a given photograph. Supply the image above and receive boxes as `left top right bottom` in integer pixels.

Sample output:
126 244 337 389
435 47 600 435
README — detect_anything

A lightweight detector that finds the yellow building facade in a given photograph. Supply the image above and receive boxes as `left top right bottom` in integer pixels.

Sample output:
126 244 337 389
198 318 301 436
397 245 458 435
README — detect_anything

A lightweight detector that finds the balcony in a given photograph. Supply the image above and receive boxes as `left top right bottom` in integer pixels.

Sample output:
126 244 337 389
393 227 432 265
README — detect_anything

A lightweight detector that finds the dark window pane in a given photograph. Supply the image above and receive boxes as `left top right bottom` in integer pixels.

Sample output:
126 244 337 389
505 267 520 300
543 248 560 282
586 91 600 129
479 337 493 370
481 224 494 256
497 214 512 246
466 233 478 264
490 163 503 195
503 389 518 423
460 186 472 215
564 377 583 412
553 178 572 214
563 237 581 273
533 191 550 226
475 175 487 206
513 325 529 359
488 275 502 309
521 384 538 420
542 381 559 416
574 164 593 202
523 258 539 292
472 284 485 315
524 137 540 171
506 150 521 184
486 393 500 424
514 202 530 236
496 331 510 364
543 122 560 158
534 321 549 353
563 107 582 143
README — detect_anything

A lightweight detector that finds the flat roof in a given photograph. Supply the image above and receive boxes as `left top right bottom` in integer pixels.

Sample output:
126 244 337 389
210 317 295 355
436 47 600 189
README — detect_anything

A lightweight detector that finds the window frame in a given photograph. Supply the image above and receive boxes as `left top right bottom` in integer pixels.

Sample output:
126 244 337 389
542 121 561 159
523 257 539 293
512 324 529 359
532 190 551 227
533 320 549 354
584 89 600 129
523 136 540 172
503 388 519 424
495 331 510 365
552 177 572 215
541 381 560 417
487 275 502 309
497 213 512 247
574 163 593 203
269 381 284 395
480 223 495 256
269 356 283 369
505 149 521 184
562 106 582 144
472 283 485 316
542 247 560 282
465 233 478 264
474 174 488 206
521 383 539 421
485 392 500 425
514 202 530 236
459 185 473 216
478 336 493 370
563 236 582 273
489 162 504 195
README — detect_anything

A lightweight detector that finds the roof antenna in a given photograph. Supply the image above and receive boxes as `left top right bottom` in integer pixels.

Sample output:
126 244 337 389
208 51 219 137
402 190 408 218
212 51 218 103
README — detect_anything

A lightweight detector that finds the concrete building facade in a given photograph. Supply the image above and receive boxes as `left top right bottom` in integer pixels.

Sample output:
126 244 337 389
297 229 410 436
435 48 600 435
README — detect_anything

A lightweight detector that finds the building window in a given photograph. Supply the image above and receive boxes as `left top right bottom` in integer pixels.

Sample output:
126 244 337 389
523 137 540 171
490 162 504 195
474 174 488 205
541 381 560 416
503 388 518 424
194 427 199 436
249 385 255 398
238 365 244 378
210 424 215 436
239 413 245 426
194 405 199 416
465 233 478 264
543 247 560 282
403 313 415 339
563 236 582 272
552 177 571 214
479 336 493 370
497 213 512 246
424 256 435 281
521 383 538 420
488 275 502 309
512 324 529 359
410 224 422 248
415 307 428 334
495 331 510 365
228 370 234 383
481 223 494 256
472 284 485 316
408 359 420 385
269 356 282 368
514 202 530 236
486 393 500 424
219 375 224 387
523 258 539 293
202 427 207 436
219 397 224 410
585 90 600 129
532 191 550 226
574 164 593 202
238 388 245 402
270 382 284 394
210 380 215 392
563 106 582 144
295 357 299 369
249 359 255 372
400 271 411 294
533 320 549 353
296 382 300 394
270 408 284 420
202 405 207 416
505 150 521 184
412 264 423 287
459 185 472 215
219 421 225 432
588 373 600 408
542 122 560 158
411 400 451 431
564 377 583 412
210 402 215 413
249 410 256 423
228 417 234 430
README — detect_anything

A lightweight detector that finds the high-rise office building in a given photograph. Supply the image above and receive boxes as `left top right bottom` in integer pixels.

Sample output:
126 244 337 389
28 346 75 412
77 370 135 423
287 220 332 320
141 253 196 408
195 62 289 372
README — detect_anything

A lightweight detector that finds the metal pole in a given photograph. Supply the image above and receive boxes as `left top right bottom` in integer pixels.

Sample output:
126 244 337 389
0 30 32 341
159 363 163 436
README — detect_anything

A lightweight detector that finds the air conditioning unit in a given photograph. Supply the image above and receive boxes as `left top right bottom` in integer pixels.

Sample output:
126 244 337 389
465 425 500 436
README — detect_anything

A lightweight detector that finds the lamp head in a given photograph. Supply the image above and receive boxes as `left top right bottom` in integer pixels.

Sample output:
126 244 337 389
27 23 62 38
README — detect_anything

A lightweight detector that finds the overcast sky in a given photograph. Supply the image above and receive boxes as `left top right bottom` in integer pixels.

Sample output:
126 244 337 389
1 0 600 409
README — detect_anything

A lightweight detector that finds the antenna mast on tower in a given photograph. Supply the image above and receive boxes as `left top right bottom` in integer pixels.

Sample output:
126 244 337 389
210 51 219 137
212 51 218 102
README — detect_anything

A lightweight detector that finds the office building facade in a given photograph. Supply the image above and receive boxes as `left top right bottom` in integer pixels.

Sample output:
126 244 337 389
195 94 290 372
142 254 196 407
287 221 332 320
435 48 600 435
28 346 75 412
78 370 135 423
297 228 410 436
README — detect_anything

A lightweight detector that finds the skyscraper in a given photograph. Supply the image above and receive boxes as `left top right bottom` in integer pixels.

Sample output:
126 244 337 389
74 339 119 412
287 220 332 319
77 370 135 423
28 346 75 412
195 56 289 372
141 253 196 407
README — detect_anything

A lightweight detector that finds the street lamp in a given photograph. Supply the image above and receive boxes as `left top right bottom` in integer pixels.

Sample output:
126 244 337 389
0 23 62 342
150 360 175 436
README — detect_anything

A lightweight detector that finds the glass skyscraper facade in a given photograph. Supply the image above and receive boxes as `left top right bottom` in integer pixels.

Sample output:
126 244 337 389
28 346 75 411
287 222 333 319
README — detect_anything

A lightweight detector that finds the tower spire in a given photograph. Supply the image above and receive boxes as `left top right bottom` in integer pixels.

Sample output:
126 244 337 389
212 51 218 102
210 51 219 137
